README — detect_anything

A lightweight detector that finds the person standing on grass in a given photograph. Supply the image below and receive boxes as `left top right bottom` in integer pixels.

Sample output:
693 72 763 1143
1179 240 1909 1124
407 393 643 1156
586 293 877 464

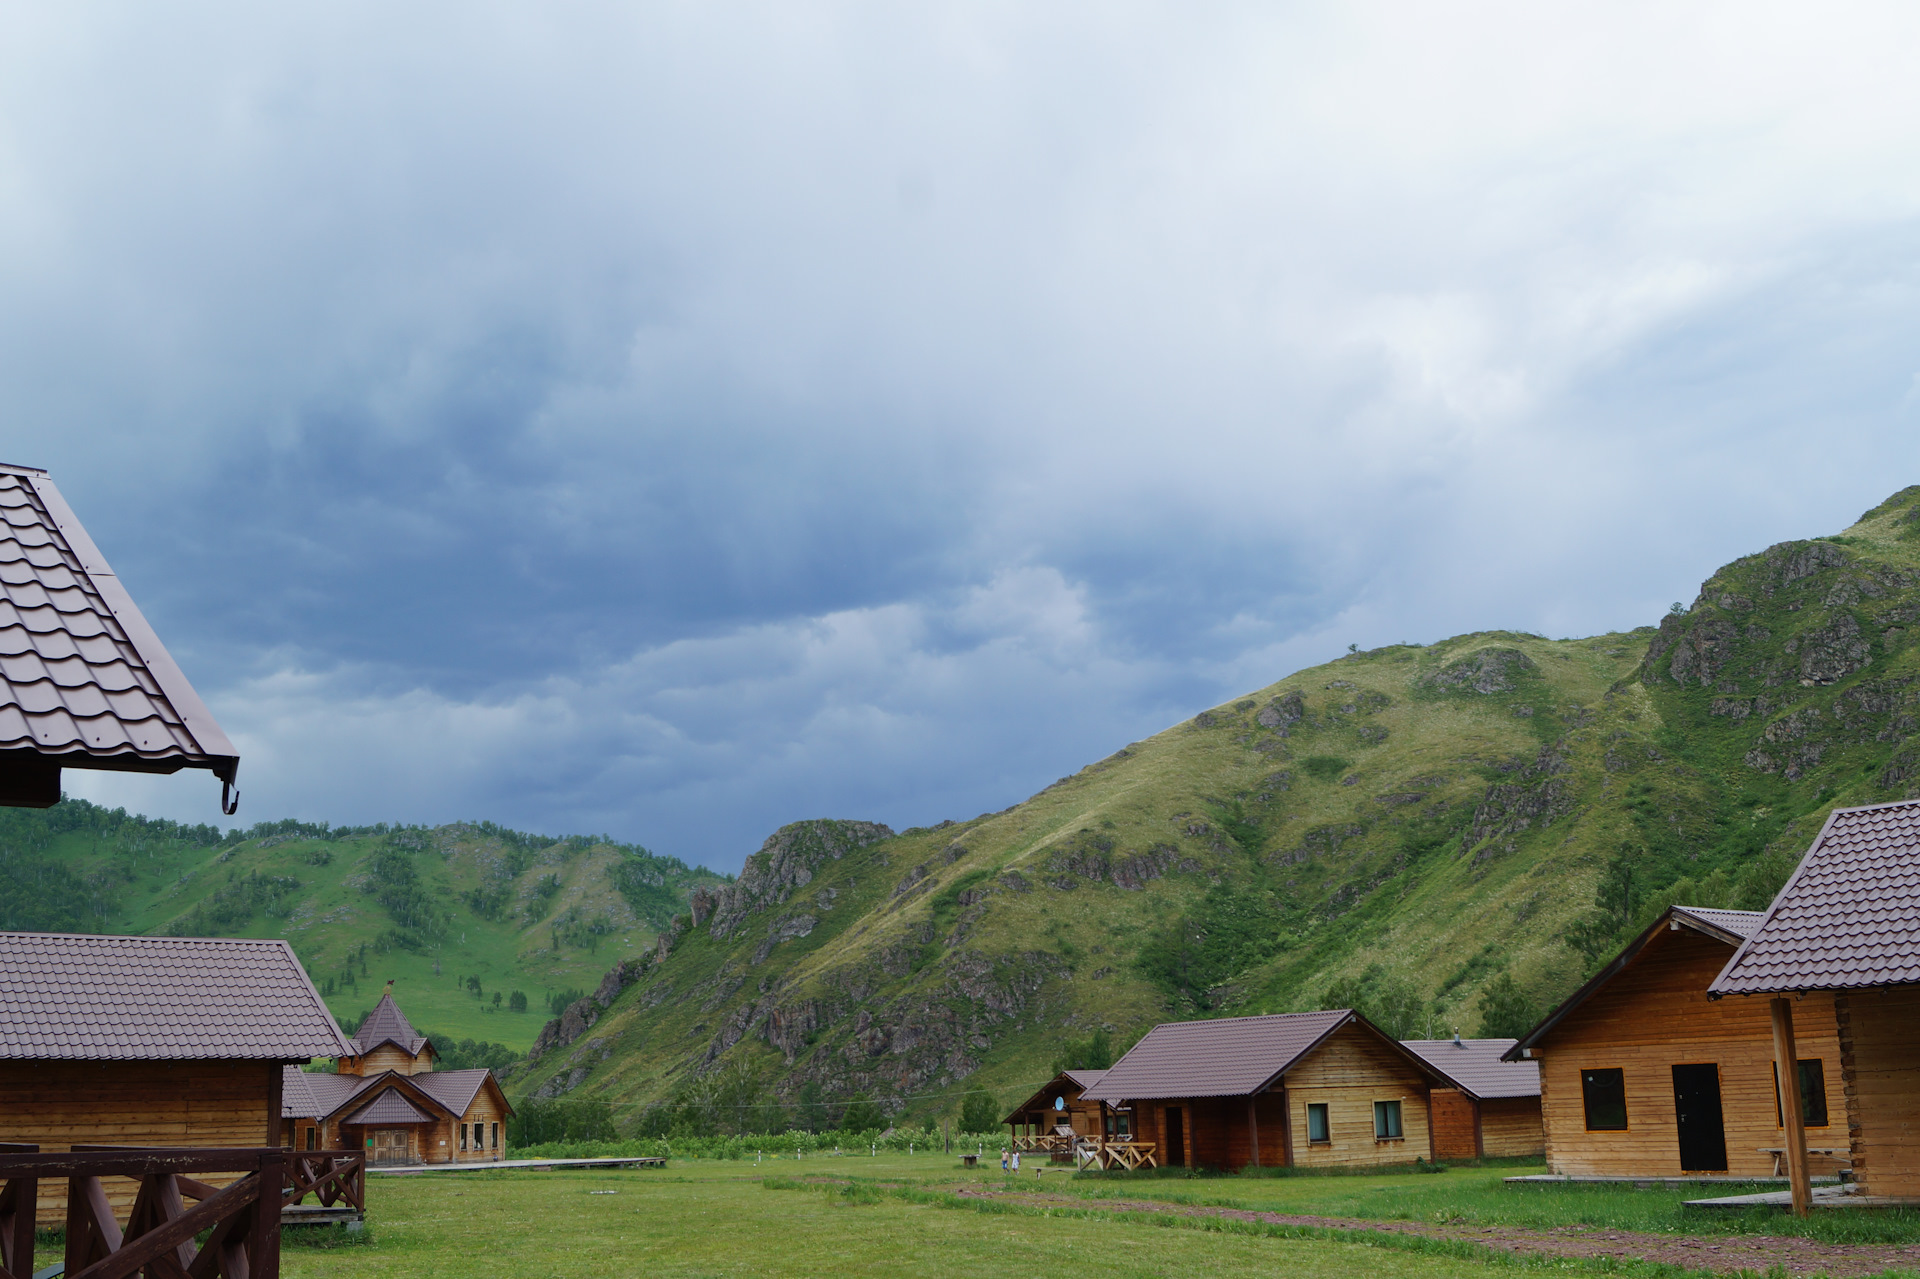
1000 1148 1009 1172
1011 1149 1020 1172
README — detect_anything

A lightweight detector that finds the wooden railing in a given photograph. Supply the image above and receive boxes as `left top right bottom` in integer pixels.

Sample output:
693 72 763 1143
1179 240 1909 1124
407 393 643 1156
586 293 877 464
282 1151 366 1214
0 1144 287 1279
1005 1133 1160 1169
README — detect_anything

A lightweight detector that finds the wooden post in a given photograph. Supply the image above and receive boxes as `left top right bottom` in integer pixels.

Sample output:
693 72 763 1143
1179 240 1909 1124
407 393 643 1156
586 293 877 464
1771 997 1812 1217
267 1060 285 1147
1247 1096 1261 1169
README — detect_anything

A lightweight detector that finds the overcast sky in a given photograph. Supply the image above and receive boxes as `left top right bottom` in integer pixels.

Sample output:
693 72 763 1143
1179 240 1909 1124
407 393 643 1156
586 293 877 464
11 3 1920 872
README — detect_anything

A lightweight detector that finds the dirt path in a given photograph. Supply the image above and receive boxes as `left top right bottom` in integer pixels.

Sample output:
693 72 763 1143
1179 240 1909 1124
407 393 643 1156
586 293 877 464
949 1184 1920 1277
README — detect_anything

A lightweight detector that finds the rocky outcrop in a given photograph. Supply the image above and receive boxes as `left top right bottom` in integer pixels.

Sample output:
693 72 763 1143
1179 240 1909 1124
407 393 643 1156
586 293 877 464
706 820 894 940
1429 648 1536 694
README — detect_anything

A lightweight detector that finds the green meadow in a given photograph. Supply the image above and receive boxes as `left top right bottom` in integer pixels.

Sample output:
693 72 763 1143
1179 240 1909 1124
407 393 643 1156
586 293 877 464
263 1154 1920 1279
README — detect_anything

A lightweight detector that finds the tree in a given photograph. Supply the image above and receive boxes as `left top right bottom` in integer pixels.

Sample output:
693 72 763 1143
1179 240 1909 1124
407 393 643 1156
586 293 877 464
797 1080 829 1133
491 990 503 1009
840 1093 885 1132
959 1087 998 1134
1322 964 1429 1040
1048 1027 1114 1075
508 989 528 1013
1475 972 1542 1040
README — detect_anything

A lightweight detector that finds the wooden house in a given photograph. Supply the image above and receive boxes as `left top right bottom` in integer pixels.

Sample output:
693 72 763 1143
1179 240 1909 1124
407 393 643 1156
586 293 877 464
0 930 350 1220
0 462 241 813
1506 904 1841 1181
1402 1038 1543 1159
1082 1010 1471 1169
1709 799 1920 1205
282 989 514 1166
1002 1069 1108 1147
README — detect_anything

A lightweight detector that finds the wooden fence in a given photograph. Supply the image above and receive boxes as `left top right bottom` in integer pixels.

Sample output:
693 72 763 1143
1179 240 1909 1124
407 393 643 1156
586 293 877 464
0 1143 366 1279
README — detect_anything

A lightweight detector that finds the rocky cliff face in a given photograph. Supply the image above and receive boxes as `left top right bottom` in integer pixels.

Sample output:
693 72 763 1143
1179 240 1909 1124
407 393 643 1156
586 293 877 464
516 487 1920 1129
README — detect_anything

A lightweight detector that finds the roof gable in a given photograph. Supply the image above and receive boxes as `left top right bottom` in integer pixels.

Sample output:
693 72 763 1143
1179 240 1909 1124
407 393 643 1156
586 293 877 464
1083 1010 1444 1102
351 991 430 1058
1712 799 1920 995
0 931 350 1060
1507 905 1763 1058
0 465 237 803
1000 1069 1108 1125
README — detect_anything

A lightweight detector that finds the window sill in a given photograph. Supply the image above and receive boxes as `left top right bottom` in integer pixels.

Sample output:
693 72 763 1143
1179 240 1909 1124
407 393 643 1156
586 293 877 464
1374 1137 1405 1144
1308 1140 1331 1148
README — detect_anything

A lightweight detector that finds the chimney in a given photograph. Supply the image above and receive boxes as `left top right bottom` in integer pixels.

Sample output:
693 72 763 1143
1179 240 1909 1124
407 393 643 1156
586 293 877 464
1452 1032 1463 1047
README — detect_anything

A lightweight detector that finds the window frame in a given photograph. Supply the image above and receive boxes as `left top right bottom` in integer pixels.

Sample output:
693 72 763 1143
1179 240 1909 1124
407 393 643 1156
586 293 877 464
1373 1099 1404 1141
1581 1067 1629 1132
492 1121 500 1149
1774 1059 1831 1129
1306 1102 1330 1144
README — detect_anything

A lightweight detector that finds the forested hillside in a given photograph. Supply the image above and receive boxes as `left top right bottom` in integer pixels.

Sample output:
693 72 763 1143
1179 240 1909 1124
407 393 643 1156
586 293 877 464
0 804 727 1050
511 486 1920 1134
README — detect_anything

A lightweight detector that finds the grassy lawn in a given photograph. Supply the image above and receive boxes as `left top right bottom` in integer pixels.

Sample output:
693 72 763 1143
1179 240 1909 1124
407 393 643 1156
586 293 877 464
276 1156 1515 1279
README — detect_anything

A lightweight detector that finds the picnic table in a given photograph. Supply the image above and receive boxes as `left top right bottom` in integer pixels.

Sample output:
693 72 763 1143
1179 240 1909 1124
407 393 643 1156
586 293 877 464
1757 1147 1848 1176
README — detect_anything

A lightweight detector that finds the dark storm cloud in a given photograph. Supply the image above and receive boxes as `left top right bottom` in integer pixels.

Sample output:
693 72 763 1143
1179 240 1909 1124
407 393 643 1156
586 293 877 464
11 2 1920 867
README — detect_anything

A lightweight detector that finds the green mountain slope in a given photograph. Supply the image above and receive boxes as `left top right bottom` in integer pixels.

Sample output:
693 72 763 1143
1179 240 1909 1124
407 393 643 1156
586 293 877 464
513 487 1920 1129
0 808 727 1051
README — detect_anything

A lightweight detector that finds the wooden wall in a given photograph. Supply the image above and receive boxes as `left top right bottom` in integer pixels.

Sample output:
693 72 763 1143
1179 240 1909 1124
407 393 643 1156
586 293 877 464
341 1044 427 1077
1534 926 1840 1178
454 1085 510 1162
1283 1022 1434 1168
1480 1097 1544 1157
0 1058 276 1222
1835 986 1920 1197
1430 1089 1479 1160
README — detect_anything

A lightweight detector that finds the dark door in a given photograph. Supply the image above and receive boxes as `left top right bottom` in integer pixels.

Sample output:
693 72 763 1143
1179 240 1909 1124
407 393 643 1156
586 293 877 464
1671 1064 1728 1172
1165 1106 1185 1167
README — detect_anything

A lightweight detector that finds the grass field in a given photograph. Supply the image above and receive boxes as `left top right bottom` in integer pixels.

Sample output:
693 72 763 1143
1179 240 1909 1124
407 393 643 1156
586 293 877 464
260 1153 1920 1278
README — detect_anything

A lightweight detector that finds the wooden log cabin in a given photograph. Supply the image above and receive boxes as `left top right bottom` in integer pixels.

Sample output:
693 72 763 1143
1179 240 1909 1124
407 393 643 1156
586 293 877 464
282 988 514 1166
1506 904 1841 1181
1709 799 1920 1203
1082 1010 1475 1169
1001 1069 1108 1150
0 930 351 1222
1402 1037 1543 1159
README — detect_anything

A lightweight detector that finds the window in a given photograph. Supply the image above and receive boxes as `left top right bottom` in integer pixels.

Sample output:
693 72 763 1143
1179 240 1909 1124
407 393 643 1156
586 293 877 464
1582 1068 1628 1131
305 1126 318 1151
459 1125 467 1151
1307 1103 1330 1143
1373 1100 1403 1140
1774 1059 1830 1128
491 1122 500 1149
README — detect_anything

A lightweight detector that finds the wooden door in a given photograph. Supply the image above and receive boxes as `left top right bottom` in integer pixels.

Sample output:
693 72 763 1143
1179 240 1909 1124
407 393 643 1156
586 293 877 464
371 1129 410 1166
1671 1064 1727 1172
1165 1106 1186 1167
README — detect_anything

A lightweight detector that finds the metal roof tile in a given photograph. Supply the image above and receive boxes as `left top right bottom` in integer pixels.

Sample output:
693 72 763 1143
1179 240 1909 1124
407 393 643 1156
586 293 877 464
1713 800 1920 995
1083 1010 1436 1102
0 931 351 1060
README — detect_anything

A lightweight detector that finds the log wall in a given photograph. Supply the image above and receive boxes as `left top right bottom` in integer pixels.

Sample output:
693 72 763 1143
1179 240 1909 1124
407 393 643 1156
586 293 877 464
1283 1022 1434 1167
0 1058 276 1222
1430 1089 1479 1160
1535 926 1840 1178
1480 1096 1545 1157
1834 985 1920 1196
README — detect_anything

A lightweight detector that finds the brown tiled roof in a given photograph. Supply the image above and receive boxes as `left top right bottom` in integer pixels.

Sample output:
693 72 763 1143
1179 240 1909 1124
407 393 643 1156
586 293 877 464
411 1068 504 1118
1083 1010 1443 1102
1506 905 1765 1060
282 1066 377 1119
1712 800 1920 995
1401 1039 1540 1100
1062 1069 1107 1091
351 991 430 1058
0 931 351 1060
0 465 238 793
343 1088 432 1126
